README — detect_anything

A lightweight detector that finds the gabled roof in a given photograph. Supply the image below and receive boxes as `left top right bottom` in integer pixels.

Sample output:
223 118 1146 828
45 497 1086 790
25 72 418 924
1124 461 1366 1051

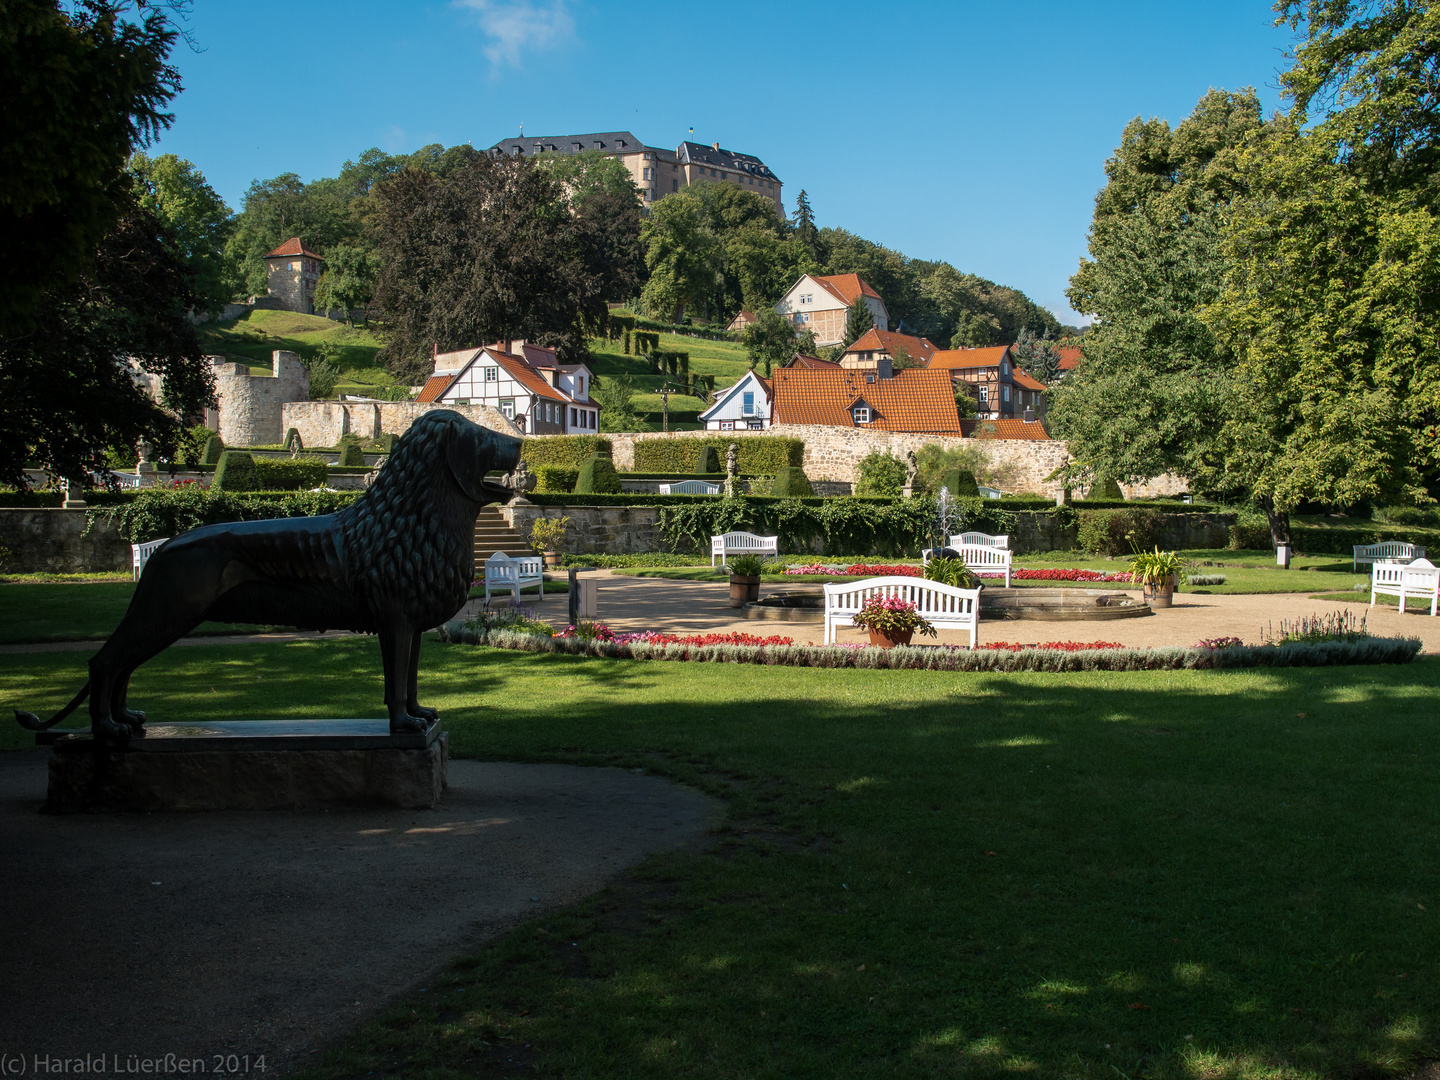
842 327 937 363
811 273 882 306
772 368 962 435
677 141 780 182
416 374 456 404
427 345 573 404
698 369 772 421
784 353 840 370
1012 367 1047 392
960 418 1051 440
264 237 324 261
927 345 1013 372
490 350 570 403
1057 347 1083 371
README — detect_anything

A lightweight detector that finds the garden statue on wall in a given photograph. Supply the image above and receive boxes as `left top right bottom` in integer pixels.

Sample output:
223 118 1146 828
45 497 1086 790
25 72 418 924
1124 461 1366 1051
904 450 918 497
725 442 739 498
16 410 521 742
508 458 536 500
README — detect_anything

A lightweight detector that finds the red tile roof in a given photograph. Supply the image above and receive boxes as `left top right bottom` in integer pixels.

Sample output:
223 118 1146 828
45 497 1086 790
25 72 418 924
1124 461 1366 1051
812 273 882 306
959 418 1051 440
416 374 455 404
842 327 937 364
1057 347 1083 371
785 352 840 370
491 350 570 403
927 345 1012 372
772 368 962 434
263 237 325 260
1012 367 1046 392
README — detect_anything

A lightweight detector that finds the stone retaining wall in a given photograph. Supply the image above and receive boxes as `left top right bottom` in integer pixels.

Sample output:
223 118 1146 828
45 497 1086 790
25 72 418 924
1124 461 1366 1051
0 510 130 574
282 401 519 448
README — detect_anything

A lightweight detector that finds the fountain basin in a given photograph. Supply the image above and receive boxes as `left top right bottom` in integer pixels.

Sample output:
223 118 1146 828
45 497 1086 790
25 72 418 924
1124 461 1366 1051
741 586 1153 622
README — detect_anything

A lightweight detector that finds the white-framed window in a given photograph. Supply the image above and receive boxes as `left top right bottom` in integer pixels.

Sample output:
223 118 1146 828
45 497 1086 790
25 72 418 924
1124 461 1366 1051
720 420 734 431
742 391 754 415
978 386 989 403
454 398 469 406
500 399 515 419
799 312 810 323
799 293 813 305
748 420 763 430
577 376 585 396
853 406 871 424
1002 361 1009 375
1002 385 1011 403
485 367 498 382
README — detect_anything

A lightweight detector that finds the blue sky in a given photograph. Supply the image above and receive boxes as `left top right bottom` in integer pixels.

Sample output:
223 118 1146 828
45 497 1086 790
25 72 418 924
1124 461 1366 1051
152 1 1297 326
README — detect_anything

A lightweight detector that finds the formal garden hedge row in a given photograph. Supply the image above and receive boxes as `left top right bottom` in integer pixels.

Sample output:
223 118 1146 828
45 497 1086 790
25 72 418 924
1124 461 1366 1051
633 437 804 474
1289 523 1440 555
439 626 1423 672
91 489 361 543
519 436 612 469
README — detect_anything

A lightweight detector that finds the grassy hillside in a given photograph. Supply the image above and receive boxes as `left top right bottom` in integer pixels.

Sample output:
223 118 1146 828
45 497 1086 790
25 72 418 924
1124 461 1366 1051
199 310 404 397
586 331 752 432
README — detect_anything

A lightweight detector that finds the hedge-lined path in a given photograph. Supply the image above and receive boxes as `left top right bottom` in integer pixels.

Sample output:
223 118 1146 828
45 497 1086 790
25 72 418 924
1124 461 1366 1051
578 570 1440 652
0 753 718 1076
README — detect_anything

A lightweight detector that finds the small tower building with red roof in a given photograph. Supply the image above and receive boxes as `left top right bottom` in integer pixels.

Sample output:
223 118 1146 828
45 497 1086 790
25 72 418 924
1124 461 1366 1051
263 237 325 314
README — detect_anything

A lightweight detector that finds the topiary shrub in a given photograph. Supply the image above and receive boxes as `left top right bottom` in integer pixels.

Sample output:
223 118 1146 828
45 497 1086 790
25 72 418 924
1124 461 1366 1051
943 469 980 498
254 456 329 491
1089 476 1125 500
855 451 906 496
632 436 801 474
211 451 259 491
201 435 225 465
771 467 813 497
575 454 622 494
337 438 366 467
535 466 579 493
376 432 398 454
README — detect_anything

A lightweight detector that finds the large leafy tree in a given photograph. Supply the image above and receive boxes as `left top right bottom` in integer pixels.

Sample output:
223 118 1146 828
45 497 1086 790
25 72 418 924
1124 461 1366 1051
1198 0 1440 538
371 154 641 382
129 151 236 313
743 309 801 374
1 0 181 337
1049 89 1268 493
640 189 724 322
312 243 379 324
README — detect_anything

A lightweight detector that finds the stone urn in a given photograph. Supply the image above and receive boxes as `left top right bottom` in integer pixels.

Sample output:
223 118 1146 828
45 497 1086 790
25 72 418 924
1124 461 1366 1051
729 575 760 608
867 627 914 649
1143 574 1178 608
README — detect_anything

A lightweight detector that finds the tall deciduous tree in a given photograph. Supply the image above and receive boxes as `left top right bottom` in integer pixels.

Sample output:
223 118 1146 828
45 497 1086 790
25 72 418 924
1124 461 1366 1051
743 309 800 373
371 154 640 382
312 244 379 324
129 150 236 313
640 189 723 322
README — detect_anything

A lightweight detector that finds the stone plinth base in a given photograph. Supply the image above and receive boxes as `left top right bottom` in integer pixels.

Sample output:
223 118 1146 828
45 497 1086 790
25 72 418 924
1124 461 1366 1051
42 720 447 813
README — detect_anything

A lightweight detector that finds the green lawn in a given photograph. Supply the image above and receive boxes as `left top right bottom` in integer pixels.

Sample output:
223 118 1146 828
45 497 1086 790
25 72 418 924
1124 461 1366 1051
4 639 1439 1078
588 332 751 431
200 309 402 397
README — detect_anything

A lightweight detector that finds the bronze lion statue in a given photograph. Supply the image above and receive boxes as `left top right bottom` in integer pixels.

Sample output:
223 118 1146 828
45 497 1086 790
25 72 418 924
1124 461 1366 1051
17 410 521 740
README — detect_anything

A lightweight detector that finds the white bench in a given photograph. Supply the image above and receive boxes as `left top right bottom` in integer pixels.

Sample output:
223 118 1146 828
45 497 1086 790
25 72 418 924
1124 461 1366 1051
132 538 168 581
711 531 778 567
923 533 1012 586
484 551 544 603
660 480 720 495
1354 541 1426 571
1371 558 1439 615
823 575 981 647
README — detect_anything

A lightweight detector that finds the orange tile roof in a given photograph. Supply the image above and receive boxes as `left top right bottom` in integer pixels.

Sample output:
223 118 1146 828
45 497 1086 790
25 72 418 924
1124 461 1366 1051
491 350 570 403
416 374 454 404
785 352 840 370
812 273 882 306
772 368 962 434
927 345 1012 371
1057 347 1083 371
959 418 1051 440
842 327 937 363
1012 367 1046 391
263 237 325 260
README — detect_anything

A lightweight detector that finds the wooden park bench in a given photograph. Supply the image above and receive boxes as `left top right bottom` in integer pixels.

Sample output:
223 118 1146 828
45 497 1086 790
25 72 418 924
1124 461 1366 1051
1371 558 1439 616
822 575 981 648
710 531 778 567
923 532 1013 587
1354 541 1426 572
484 551 544 603
659 480 721 495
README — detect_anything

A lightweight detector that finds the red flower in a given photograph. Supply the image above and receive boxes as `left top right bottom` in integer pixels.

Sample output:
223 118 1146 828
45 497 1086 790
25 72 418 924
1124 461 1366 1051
978 640 1125 652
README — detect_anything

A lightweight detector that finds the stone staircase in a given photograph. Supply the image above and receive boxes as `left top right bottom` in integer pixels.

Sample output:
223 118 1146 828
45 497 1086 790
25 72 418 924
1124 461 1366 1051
473 506 532 561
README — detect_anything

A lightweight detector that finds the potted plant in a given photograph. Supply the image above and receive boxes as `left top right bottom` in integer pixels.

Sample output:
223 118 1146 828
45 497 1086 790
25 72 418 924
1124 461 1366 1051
727 555 765 608
851 594 938 648
1128 545 1187 608
923 556 980 590
529 515 570 568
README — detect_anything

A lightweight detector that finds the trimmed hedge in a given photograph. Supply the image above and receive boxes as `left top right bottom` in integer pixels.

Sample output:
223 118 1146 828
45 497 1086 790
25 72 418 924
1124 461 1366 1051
535 466 578 493
337 439 366 467
93 488 362 543
1292 523 1440 556
200 436 225 465
522 435 613 469
771 467 813 497
1077 508 1164 555
254 456 330 491
944 469 980 498
576 454 622 494
210 451 257 492
633 436 803 474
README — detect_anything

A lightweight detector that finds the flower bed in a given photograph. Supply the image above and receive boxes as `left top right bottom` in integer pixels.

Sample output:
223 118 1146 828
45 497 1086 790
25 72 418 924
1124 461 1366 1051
436 623 1421 672
554 625 795 647
780 564 1133 583
980 640 1124 652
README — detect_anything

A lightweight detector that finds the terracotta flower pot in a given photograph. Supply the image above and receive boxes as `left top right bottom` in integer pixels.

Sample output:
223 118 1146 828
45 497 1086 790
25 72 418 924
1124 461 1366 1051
1143 574 1178 608
542 551 563 568
867 627 915 649
729 575 759 608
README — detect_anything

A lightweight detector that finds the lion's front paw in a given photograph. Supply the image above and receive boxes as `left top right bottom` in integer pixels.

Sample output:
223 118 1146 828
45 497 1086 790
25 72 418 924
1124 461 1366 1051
408 703 439 723
93 716 134 742
120 708 147 733
388 712 428 734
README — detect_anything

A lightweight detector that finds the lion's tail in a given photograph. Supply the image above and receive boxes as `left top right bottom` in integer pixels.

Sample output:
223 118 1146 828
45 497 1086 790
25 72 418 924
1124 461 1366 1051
15 681 91 731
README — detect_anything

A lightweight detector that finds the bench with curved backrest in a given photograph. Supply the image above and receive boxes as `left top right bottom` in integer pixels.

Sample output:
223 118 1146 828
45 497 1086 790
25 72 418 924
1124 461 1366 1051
131 538 169 581
659 480 721 495
1354 541 1426 572
822 576 981 648
1371 558 1439 616
710 531 778 567
922 532 1012 587
484 551 544 603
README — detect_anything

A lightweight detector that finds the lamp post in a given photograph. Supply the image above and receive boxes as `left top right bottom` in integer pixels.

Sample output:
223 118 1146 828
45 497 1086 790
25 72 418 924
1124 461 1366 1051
660 384 670 433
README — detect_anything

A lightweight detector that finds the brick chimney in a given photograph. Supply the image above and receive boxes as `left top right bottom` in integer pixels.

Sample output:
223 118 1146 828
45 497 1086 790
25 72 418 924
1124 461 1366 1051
1023 406 1035 423
712 141 719 150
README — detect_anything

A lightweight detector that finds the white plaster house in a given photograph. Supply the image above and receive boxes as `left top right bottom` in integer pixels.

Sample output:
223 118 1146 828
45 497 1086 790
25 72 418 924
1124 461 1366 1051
774 273 889 348
417 340 598 434
698 370 772 430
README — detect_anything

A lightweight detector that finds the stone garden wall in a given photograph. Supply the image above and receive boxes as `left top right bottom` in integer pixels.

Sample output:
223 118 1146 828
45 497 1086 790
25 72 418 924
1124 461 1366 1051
0 510 129 574
281 400 519 448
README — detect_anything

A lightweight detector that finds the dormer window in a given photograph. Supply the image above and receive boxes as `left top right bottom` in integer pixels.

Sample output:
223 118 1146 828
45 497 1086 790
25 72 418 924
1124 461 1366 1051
853 406 871 424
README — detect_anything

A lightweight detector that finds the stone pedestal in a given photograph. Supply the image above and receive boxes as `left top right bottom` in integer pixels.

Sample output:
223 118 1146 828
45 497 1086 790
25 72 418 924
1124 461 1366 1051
41 719 447 813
